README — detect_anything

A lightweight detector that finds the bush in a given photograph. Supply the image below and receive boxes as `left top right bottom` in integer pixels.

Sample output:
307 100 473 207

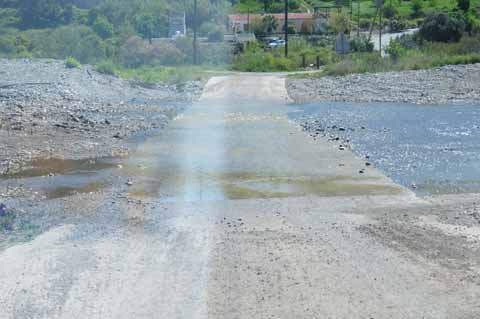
96 60 116 75
0 36 17 55
458 0 470 12
359 19 372 30
119 36 186 67
350 35 374 52
199 22 218 36
208 29 224 42
411 0 424 18
65 56 80 69
232 43 296 72
385 39 407 60
389 19 408 32
329 10 352 34
27 26 106 63
316 47 337 65
383 5 398 19
134 12 168 39
420 12 465 42
93 16 114 39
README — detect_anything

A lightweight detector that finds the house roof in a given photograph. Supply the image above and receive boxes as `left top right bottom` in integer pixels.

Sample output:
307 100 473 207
228 13 315 22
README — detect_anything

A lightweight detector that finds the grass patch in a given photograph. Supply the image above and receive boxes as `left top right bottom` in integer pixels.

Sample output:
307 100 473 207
65 56 80 69
312 35 480 77
113 65 220 85
95 60 116 75
232 40 336 72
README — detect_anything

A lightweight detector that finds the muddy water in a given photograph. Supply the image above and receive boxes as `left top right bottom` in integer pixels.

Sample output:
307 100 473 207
290 102 480 195
0 158 120 199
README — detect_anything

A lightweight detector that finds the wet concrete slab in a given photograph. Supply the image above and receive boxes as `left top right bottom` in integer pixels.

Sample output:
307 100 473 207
119 76 409 201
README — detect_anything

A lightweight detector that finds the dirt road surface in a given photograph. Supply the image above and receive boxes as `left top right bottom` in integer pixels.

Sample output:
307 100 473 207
1 75 479 319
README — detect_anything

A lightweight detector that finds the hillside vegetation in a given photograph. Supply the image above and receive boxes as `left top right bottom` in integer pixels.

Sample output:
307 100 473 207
0 0 232 82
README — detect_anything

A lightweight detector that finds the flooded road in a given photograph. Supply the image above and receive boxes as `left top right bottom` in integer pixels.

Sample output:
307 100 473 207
121 77 405 201
0 76 406 201
1 75 479 319
291 101 480 195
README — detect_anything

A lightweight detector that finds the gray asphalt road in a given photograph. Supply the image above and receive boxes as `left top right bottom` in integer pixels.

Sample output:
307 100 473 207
1 75 479 318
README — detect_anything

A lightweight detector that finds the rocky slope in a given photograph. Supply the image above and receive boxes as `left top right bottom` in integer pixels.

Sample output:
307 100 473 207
287 64 480 104
0 59 204 175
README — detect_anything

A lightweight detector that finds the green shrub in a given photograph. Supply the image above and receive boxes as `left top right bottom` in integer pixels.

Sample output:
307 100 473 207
232 43 296 72
420 12 465 42
316 47 338 65
208 29 224 43
383 5 398 19
199 22 219 36
411 0 424 18
65 56 81 69
27 26 106 63
385 39 407 60
119 36 186 67
0 36 17 55
93 16 114 39
458 0 471 12
350 35 374 52
389 19 408 32
96 60 116 75
134 12 168 39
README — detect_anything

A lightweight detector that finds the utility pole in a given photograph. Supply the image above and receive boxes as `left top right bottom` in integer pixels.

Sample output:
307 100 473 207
285 0 288 57
350 0 353 20
193 0 198 65
379 3 382 56
357 0 360 37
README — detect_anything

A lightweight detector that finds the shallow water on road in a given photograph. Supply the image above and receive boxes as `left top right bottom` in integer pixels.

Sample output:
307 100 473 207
290 102 480 195
0 97 404 201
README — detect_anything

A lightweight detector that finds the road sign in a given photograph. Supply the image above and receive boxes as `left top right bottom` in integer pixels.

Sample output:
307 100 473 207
335 32 350 54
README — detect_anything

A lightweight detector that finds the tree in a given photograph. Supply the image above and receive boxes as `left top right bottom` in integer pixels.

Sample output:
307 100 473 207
261 0 273 12
411 0 424 18
252 15 279 37
300 20 314 34
420 12 465 42
93 16 114 39
263 15 279 33
18 0 73 28
383 5 398 19
134 12 168 40
329 10 351 34
457 0 470 12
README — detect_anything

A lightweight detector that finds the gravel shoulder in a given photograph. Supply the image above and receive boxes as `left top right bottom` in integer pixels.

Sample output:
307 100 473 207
0 59 204 175
287 63 480 104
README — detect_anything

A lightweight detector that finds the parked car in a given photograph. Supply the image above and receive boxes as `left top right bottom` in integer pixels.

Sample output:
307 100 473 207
268 39 286 47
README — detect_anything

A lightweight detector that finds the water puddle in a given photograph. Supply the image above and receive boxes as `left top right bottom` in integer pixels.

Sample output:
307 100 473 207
0 158 120 199
126 171 403 201
1 158 119 179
